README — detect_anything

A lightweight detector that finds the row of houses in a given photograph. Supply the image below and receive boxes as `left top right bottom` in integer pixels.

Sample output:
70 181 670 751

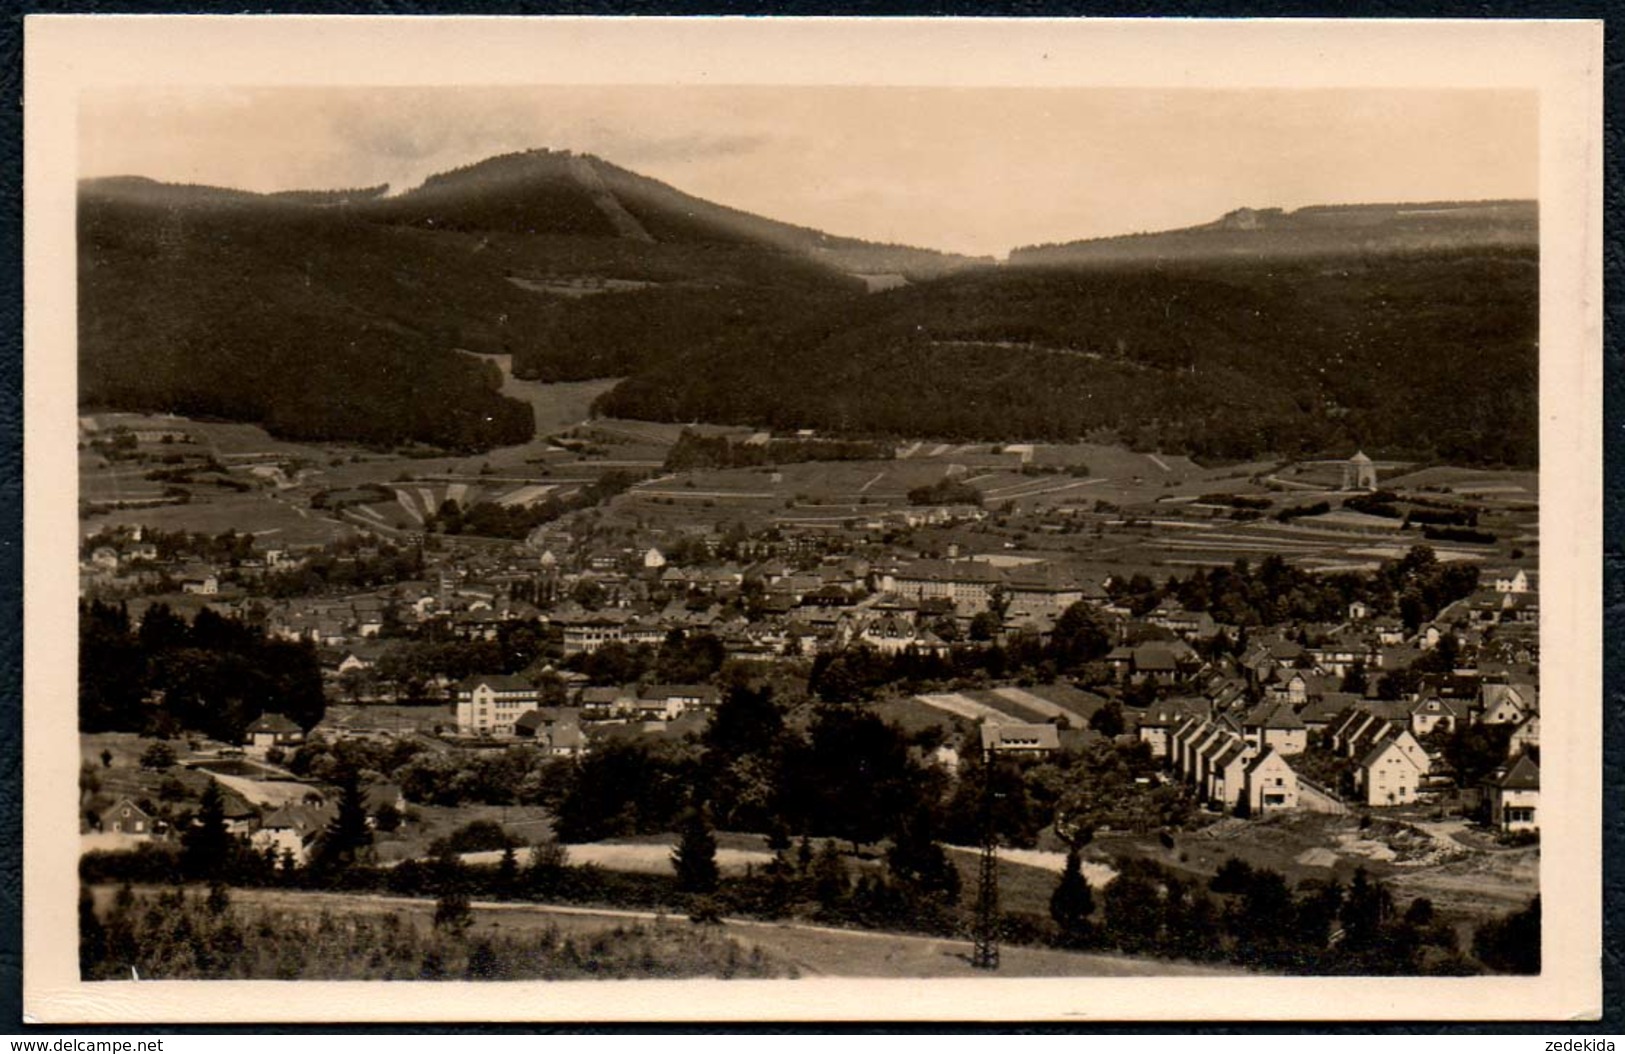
452 675 722 739
1167 714 1307 816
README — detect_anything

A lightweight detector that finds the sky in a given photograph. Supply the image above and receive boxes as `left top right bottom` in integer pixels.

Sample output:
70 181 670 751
78 86 1538 258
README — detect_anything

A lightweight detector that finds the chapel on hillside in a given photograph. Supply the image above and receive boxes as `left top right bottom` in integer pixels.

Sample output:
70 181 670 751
1342 451 1378 492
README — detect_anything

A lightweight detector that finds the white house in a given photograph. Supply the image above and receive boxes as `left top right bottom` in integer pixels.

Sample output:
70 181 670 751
1241 702 1308 756
1356 734 1428 807
980 722 1061 756
1507 713 1540 759
1245 748 1301 815
1485 756 1539 832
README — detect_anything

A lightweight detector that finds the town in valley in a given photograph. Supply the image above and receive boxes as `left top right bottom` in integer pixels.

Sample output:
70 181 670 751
73 98 1542 982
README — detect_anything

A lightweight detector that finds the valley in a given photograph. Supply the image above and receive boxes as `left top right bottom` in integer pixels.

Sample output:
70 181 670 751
73 148 1543 983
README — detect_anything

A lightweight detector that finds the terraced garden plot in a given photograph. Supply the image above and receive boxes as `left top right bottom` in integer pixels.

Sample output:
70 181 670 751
87 491 354 546
988 686 1097 727
913 692 1014 725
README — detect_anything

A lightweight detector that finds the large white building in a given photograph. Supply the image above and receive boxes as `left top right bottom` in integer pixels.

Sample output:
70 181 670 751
454 674 542 737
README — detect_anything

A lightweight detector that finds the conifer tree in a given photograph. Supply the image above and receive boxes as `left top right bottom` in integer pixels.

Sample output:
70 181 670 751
182 780 233 881
672 806 719 895
311 774 373 877
1049 847 1096 946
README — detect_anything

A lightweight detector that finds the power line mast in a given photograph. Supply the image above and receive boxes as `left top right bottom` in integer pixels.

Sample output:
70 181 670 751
971 742 1000 970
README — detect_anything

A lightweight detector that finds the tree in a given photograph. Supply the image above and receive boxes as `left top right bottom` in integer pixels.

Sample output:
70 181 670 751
811 840 849 910
527 836 569 898
1232 867 1294 952
671 807 720 895
79 886 107 979
704 684 784 762
1292 878 1344 951
968 611 1002 642
797 707 919 850
433 861 474 936
310 775 374 876
465 939 501 979
885 807 960 903
1101 859 1165 953
1051 601 1110 669
496 845 519 900
1339 867 1391 951
1089 699 1126 737
1049 847 1095 946
139 741 177 770
204 880 231 917
373 802 403 833
181 780 233 881
1474 895 1540 974
1404 897 1435 928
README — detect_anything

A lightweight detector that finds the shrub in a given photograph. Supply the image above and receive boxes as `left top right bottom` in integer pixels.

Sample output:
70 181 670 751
139 742 177 770
427 820 520 857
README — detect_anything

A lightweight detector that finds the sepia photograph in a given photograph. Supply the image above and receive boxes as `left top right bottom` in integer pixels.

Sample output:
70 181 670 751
22 16 1602 1023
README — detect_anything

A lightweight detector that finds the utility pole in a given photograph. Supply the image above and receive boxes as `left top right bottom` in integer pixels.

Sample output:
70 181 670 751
972 743 1000 971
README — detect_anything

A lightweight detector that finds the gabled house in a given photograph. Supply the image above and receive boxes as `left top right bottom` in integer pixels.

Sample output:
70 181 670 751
578 684 638 719
1484 756 1539 832
98 797 157 838
252 802 336 864
1479 683 1536 726
1194 724 1238 795
1137 698 1212 760
1299 693 1363 735
180 573 220 596
1507 713 1540 759
980 722 1061 756
1245 748 1301 815
515 708 588 756
1409 696 1465 738
858 615 950 656
1494 568 1531 594
1356 731 1429 807
244 712 305 755
1208 741 1257 810
1241 702 1307 756
1264 670 1311 706
637 684 721 722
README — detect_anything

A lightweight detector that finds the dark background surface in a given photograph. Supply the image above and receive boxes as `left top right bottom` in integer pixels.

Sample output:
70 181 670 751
0 0 1615 1033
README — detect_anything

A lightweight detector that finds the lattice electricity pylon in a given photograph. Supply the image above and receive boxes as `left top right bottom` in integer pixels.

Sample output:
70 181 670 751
971 746 1000 970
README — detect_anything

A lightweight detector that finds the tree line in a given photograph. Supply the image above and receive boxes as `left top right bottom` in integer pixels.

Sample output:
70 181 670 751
79 601 325 742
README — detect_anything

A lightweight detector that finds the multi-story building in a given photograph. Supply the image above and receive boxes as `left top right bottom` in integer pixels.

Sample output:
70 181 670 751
454 674 541 737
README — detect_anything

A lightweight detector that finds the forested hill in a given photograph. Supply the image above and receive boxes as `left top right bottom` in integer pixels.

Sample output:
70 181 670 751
594 247 1539 467
1009 200 1537 268
79 150 977 451
80 181 542 451
79 158 1539 465
363 150 992 278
